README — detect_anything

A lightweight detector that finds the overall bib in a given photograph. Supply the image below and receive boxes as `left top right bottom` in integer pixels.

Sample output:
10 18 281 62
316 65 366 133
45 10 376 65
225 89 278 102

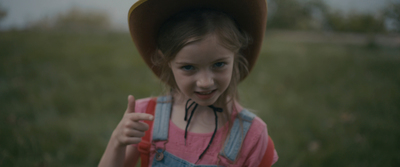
150 96 256 167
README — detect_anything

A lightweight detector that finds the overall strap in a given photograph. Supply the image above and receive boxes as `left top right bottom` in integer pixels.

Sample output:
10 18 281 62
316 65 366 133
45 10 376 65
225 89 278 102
138 98 157 167
152 96 172 141
220 109 256 162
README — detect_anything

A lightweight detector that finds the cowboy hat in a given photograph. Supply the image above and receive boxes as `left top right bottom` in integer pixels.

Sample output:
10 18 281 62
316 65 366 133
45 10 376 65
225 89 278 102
128 0 267 78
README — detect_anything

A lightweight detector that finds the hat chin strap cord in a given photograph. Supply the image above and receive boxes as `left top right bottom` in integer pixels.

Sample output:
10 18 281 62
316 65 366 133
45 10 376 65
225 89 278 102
184 99 223 163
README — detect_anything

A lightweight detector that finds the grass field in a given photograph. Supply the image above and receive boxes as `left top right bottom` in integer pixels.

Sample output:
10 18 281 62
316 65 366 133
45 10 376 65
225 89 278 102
1 30 399 166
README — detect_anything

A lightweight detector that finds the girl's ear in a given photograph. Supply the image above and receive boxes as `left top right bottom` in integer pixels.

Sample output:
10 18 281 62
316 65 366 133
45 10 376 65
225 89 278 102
157 49 172 68
157 49 164 58
157 50 171 68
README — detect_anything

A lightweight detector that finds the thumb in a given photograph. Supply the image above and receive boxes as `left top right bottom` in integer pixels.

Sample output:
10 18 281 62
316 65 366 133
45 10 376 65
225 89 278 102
125 95 136 114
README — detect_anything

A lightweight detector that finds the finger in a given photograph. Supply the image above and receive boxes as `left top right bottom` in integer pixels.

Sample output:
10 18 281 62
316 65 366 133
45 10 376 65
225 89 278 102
122 119 150 131
125 95 136 114
128 113 154 122
124 129 146 138
128 121 150 132
135 121 150 132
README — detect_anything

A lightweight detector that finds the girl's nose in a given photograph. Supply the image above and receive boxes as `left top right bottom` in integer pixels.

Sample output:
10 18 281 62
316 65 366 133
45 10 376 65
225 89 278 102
196 72 214 88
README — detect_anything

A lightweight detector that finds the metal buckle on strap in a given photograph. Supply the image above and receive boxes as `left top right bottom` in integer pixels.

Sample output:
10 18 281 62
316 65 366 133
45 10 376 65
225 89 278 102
152 140 168 161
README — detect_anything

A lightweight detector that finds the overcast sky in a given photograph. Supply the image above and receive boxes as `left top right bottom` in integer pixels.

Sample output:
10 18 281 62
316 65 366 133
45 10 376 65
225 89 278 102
1 0 399 31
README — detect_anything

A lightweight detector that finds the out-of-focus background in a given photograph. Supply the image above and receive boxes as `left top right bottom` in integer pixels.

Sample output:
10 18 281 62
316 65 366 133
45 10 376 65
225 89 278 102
1 0 399 166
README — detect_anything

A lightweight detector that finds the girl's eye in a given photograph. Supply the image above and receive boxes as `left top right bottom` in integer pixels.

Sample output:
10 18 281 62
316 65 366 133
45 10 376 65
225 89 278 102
213 62 226 68
181 65 194 71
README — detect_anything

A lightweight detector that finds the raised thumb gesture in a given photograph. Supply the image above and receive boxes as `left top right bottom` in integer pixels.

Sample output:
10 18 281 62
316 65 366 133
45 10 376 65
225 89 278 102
112 95 154 147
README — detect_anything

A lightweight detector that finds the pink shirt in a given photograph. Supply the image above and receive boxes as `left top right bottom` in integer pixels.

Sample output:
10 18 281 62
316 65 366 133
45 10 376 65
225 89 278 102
134 97 278 167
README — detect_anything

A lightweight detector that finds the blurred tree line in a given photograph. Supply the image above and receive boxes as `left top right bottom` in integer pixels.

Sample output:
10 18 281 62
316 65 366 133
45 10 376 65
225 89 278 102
267 0 400 33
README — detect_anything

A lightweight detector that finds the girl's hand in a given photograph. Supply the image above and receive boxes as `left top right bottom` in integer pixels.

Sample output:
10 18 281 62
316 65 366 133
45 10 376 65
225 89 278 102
111 95 154 148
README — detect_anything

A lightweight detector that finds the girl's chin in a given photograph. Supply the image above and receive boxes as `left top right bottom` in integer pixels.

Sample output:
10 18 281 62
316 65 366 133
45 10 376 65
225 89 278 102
174 91 221 106
191 94 220 106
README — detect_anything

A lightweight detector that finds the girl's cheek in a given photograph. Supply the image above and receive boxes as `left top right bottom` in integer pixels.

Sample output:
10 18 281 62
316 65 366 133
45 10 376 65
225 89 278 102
219 68 233 79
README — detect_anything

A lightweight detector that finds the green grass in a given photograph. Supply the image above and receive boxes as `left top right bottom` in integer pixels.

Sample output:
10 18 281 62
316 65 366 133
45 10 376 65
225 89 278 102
1 31 399 166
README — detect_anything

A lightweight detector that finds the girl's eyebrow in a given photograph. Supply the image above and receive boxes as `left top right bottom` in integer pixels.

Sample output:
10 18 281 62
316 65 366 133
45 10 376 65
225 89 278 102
212 57 231 62
175 56 231 65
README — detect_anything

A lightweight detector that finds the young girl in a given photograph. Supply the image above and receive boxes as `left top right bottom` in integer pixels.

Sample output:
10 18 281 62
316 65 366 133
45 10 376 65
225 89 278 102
99 0 278 166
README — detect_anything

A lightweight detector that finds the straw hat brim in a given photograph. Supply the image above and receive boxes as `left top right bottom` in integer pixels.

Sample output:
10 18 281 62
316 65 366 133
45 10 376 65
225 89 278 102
128 0 267 79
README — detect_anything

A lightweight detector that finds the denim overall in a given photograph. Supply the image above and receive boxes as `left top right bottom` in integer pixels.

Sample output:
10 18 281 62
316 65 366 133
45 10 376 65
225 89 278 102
150 96 256 167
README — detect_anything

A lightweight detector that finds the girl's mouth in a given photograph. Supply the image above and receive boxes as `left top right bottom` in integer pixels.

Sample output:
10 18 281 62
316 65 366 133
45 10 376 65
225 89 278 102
195 90 216 99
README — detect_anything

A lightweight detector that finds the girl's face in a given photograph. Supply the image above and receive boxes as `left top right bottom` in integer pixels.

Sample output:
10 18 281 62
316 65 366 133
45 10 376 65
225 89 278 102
170 34 235 106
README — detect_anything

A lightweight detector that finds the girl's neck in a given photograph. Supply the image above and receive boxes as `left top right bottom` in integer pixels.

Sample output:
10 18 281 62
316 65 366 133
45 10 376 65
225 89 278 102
172 92 233 113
